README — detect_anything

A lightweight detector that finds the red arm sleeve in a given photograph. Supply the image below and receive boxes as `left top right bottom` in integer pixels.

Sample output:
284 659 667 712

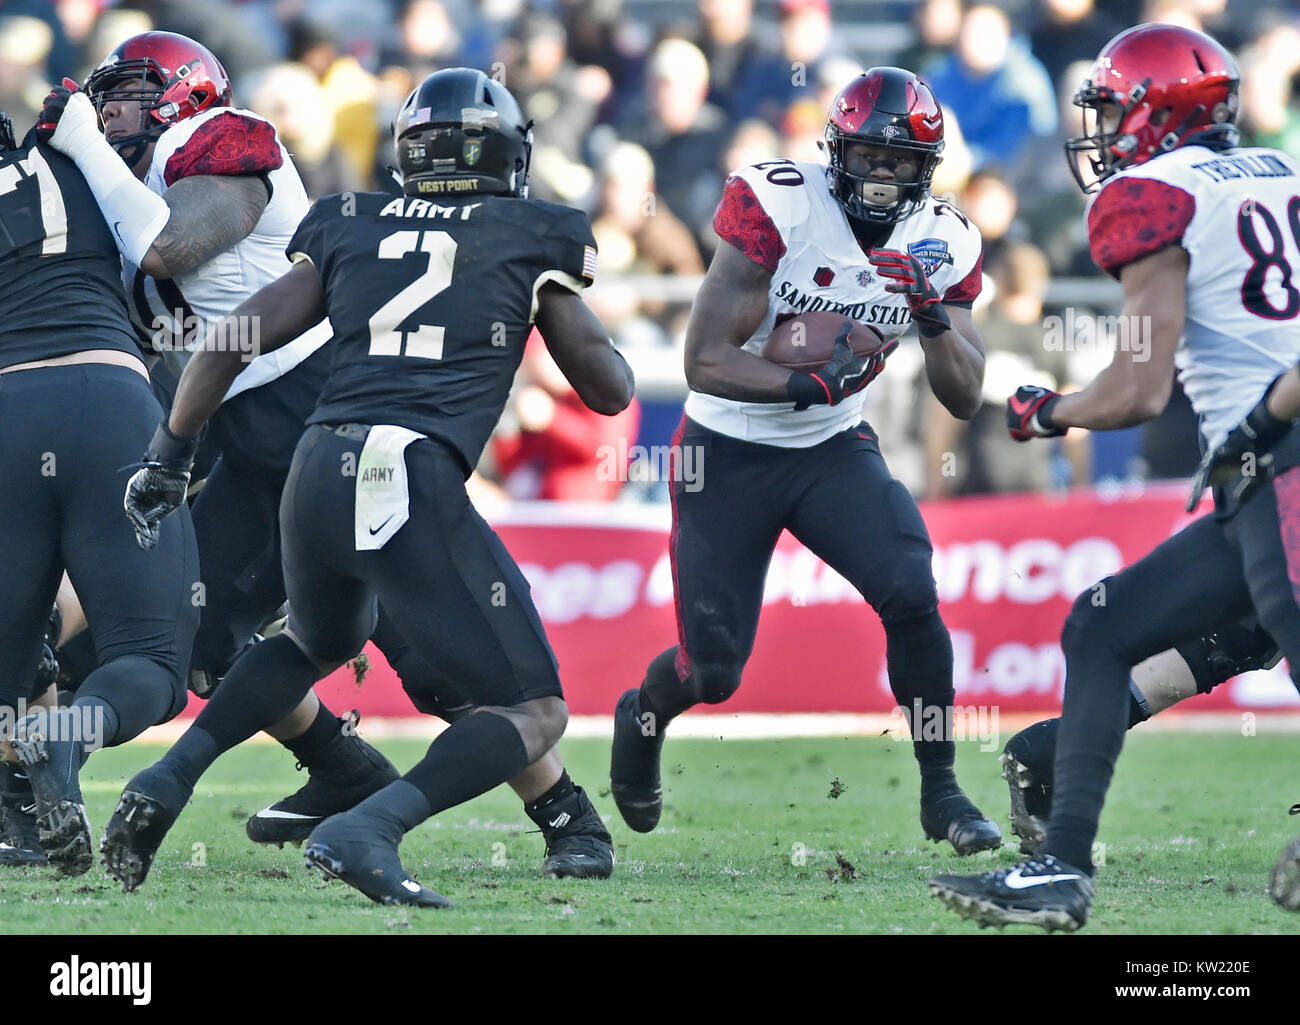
1088 177 1196 279
712 175 786 272
163 112 284 186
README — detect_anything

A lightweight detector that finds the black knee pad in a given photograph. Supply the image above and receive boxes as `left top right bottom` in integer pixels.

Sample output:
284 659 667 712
875 551 940 624
1060 583 1115 659
688 662 743 705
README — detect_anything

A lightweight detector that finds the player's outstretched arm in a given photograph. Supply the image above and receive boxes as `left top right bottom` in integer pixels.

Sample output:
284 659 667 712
169 259 326 438
683 240 800 402
1049 245 1186 431
534 283 634 415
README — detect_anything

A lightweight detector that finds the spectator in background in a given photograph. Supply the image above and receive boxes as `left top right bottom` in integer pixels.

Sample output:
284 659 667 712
0 15 53 126
502 11 609 205
493 332 641 501
777 0 838 100
622 38 728 263
695 0 790 127
248 62 363 199
287 19 380 190
900 0 963 74
1237 12 1300 152
927 241 1081 496
960 167 1023 266
722 116 780 172
560 0 646 125
1029 0 1126 81
779 97 825 162
591 142 704 279
924 4 1057 173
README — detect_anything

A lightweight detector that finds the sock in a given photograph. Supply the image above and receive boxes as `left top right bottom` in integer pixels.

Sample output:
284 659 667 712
347 780 434 842
282 701 341 765
884 611 958 788
68 695 118 755
524 770 574 818
71 654 173 746
1041 617 1133 874
402 711 530 818
640 646 694 725
162 635 322 788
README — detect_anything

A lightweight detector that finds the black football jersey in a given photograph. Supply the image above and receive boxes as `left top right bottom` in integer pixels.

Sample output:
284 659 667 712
288 190 597 474
0 132 139 368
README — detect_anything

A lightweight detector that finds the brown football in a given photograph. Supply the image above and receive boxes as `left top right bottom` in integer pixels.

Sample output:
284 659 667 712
758 311 886 371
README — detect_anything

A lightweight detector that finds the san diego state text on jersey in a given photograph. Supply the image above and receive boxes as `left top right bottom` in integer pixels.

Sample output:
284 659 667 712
0 134 138 367
289 190 597 474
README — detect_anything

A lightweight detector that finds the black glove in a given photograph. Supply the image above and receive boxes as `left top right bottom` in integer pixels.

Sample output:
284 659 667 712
1007 384 1066 442
867 248 952 338
34 77 79 140
787 322 892 410
124 421 198 550
0 109 15 152
1186 376 1294 512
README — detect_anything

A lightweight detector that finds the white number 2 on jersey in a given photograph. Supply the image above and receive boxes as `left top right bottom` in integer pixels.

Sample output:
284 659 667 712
368 229 457 358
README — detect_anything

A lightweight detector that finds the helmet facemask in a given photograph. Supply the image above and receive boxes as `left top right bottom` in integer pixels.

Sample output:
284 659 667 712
824 128 942 227
0 110 15 152
85 65 172 169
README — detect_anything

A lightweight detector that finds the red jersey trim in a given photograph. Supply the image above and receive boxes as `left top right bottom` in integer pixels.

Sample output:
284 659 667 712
943 250 983 303
712 176 786 273
1088 177 1196 278
163 112 284 187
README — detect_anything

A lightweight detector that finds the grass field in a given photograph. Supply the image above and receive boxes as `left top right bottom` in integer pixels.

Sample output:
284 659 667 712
4 730 1298 934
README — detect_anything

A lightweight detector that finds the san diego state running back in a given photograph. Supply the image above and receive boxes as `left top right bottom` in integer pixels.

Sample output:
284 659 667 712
932 23 1300 930
610 68 1001 855
102 68 633 905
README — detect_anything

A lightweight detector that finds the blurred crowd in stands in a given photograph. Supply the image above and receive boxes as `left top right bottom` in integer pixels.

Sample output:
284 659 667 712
1 0 1295 501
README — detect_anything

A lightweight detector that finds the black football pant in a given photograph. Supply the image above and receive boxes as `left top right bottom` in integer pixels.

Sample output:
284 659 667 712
1044 469 1300 872
644 416 959 768
0 364 198 738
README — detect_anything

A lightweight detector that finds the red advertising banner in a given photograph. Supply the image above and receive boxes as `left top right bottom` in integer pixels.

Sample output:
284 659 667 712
200 486 1300 719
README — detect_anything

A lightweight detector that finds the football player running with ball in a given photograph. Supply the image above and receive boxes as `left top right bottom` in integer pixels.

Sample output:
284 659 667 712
931 24 1300 930
103 68 632 906
610 68 1002 856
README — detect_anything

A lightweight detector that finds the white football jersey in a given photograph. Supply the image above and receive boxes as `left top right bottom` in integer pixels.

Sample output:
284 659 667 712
1086 144 1300 449
684 159 983 447
126 106 330 400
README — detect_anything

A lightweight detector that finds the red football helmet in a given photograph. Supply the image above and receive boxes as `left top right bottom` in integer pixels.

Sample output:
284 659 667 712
823 67 945 226
1066 23 1239 192
84 31 232 166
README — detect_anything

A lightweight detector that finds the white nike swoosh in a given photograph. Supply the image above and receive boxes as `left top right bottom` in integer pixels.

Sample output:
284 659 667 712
1003 869 1082 890
251 808 319 820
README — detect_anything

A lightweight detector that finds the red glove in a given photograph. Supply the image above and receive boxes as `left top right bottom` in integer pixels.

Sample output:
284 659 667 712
867 248 951 337
1007 385 1066 442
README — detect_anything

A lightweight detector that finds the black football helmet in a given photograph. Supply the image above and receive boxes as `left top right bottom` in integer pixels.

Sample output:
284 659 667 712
394 68 533 199
0 109 15 151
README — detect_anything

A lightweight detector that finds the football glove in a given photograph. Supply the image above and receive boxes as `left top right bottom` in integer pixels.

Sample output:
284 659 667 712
867 248 952 338
1007 384 1066 442
35 79 101 163
787 323 896 410
124 422 198 550
1186 376 1294 511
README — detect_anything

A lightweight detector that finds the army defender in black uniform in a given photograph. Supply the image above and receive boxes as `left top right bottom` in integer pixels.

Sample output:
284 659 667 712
102 69 633 905
0 114 198 876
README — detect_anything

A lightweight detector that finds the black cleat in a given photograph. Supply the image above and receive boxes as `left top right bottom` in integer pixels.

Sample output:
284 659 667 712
610 688 665 833
0 798 48 867
246 712 400 846
921 786 1002 856
1002 751 1050 856
100 762 193 892
537 785 615 879
11 712 91 876
930 855 1094 932
304 810 452 909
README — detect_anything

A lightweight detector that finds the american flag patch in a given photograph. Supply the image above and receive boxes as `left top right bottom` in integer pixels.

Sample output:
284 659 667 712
581 245 598 282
